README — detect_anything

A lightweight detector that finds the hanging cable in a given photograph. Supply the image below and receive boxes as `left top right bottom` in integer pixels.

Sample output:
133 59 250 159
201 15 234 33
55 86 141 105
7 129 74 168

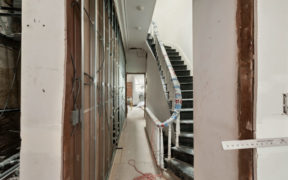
0 49 21 120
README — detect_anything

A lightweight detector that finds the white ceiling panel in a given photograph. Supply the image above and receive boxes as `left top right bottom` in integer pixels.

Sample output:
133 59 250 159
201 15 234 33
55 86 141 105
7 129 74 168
114 0 156 49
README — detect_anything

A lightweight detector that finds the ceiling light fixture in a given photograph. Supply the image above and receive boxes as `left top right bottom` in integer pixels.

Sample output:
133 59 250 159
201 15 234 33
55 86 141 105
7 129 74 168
136 5 144 11
135 26 142 31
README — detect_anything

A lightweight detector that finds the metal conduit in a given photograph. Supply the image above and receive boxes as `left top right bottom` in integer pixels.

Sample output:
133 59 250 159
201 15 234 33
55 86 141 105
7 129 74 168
94 0 98 179
80 0 85 179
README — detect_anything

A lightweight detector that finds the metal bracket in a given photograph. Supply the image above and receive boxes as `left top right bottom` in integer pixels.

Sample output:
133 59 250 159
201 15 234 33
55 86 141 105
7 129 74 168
222 137 288 150
71 109 80 126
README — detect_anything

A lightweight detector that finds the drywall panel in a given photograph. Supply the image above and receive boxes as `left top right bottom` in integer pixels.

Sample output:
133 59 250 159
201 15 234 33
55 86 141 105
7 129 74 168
256 1 288 179
20 0 66 180
145 50 170 122
126 50 146 73
193 0 239 179
153 0 192 72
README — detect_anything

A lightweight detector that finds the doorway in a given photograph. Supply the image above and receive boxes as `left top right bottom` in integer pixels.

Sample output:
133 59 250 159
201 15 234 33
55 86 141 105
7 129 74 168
126 74 146 112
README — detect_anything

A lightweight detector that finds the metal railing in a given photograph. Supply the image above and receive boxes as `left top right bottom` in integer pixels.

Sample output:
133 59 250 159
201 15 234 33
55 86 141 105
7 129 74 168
146 22 182 168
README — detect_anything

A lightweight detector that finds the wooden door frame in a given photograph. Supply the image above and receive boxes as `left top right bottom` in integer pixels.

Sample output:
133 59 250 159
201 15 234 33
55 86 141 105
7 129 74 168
236 0 256 179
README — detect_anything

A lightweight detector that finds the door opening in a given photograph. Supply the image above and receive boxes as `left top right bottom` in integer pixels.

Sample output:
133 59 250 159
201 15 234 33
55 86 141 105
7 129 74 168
126 74 146 112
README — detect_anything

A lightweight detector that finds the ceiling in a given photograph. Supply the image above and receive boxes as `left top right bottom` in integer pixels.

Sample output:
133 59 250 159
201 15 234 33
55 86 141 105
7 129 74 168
114 0 156 49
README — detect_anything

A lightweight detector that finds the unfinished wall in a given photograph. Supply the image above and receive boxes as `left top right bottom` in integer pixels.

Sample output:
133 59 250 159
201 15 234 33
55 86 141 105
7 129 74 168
193 0 239 179
63 0 82 179
256 0 288 179
63 0 127 179
20 0 66 179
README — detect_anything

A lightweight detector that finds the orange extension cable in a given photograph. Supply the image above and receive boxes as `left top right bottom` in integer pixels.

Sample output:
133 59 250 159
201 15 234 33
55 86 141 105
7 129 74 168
128 159 163 180
127 113 167 180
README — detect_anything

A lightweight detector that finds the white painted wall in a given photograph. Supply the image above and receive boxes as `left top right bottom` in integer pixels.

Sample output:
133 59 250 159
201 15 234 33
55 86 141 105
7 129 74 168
126 50 146 73
152 0 192 73
20 0 66 180
193 0 239 179
256 1 288 179
145 45 170 121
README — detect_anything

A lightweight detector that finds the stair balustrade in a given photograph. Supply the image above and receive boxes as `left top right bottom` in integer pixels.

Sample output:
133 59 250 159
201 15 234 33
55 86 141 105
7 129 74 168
146 22 182 169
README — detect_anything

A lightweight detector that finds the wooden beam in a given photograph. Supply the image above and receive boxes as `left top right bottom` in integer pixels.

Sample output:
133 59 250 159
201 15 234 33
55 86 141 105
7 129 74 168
236 0 255 179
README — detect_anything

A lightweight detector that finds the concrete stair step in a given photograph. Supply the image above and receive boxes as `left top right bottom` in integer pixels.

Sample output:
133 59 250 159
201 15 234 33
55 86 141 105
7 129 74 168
166 49 176 53
181 90 193 99
173 120 194 133
172 146 194 166
173 65 187 70
182 98 193 109
175 70 190 76
165 158 194 180
167 51 179 56
180 108 193 120
179 132 194 148
170 60 184 65
181 82 193 90
177 76 193 83
169 55 182 60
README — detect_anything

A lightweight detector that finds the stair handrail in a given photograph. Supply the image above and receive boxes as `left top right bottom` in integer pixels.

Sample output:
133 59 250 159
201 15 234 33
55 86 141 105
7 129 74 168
150 22 182 161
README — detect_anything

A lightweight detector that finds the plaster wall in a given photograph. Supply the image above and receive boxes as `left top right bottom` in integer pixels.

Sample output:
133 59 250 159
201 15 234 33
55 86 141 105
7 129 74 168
256 1 288 179
20 0 66 179
145 48 170 121
193 0 239 179
126 50 146 73
153 0 193 73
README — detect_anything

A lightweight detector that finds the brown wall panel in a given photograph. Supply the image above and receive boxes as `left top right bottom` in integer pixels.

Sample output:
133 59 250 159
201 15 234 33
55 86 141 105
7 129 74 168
63 0 82 179
236 0 255 179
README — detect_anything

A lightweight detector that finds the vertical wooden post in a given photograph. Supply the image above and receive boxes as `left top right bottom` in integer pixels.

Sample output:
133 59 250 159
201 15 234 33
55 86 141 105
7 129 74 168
237 0 255 179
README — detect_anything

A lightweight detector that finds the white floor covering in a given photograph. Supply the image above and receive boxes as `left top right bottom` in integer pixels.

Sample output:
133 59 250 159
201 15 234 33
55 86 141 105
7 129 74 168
108 107 173 180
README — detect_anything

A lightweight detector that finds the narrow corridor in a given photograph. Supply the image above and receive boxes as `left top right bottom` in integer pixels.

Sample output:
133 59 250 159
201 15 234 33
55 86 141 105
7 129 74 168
109 107 174 180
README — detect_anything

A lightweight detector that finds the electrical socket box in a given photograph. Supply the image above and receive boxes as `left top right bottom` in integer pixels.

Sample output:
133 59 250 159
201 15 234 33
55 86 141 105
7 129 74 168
283 93 288 115
71 109 80 126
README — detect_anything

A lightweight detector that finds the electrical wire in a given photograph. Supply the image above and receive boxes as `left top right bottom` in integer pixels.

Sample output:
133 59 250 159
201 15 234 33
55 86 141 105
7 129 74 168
128 159 163 180
127 111 168 180
70 54 81 137
0 49 21 120
71 0 109 74
70 54 80 110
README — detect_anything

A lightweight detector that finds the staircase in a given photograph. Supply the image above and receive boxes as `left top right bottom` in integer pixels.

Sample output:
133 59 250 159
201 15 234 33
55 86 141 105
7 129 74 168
148 33 194 179
164 45 194 180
